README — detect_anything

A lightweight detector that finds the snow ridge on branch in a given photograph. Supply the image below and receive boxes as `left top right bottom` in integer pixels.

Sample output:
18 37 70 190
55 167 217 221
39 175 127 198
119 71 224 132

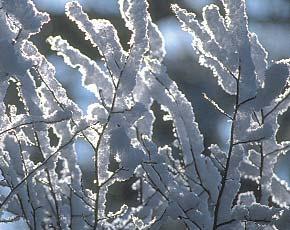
0 0 290 229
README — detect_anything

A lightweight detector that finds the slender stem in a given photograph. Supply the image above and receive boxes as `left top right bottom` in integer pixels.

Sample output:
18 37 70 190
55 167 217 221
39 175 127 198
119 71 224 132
257 143 264 203
0 116 70 136
93 54 129 229
213 64 241 229
137 133 202 230
257 110 265 203
34 130 62 229
151 70 211 198
15 133 37 229
264 90 290 119
0 125 89 210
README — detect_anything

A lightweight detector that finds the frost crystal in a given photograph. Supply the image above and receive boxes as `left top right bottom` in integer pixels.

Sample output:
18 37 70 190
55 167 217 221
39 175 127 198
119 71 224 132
0 0 289 229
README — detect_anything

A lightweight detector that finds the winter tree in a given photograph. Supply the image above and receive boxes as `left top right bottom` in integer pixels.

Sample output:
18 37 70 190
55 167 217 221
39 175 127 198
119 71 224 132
0 0 290 229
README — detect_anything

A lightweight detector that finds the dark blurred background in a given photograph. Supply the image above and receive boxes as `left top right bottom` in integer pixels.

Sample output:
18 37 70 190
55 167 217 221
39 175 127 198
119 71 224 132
3 0 290 229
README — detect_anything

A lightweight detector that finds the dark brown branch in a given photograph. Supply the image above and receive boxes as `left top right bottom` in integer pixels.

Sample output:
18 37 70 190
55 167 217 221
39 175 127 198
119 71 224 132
233 136 265 146
0 124 92 210
237 96 256 108
93 48 131 230
264 90 290 119
213 63 241 229
265 144 290 158
0 116 71 136
150 70 211 199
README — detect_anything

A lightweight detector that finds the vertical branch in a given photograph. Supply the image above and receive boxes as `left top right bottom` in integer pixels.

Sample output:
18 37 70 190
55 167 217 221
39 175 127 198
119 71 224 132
213 64 240 229
9 138 33 230
33 129 62 229
257 109 265 204
93 54 129 229
14 133 37 229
